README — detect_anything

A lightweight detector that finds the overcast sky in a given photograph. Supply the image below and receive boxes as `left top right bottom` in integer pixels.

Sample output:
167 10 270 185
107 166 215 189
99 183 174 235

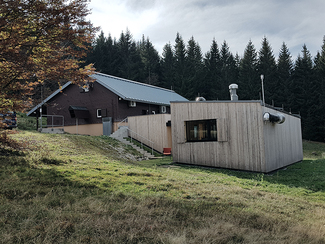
87 0 325 59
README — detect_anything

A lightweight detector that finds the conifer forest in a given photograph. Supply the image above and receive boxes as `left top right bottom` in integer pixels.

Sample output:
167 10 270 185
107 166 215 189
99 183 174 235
85 30 325 142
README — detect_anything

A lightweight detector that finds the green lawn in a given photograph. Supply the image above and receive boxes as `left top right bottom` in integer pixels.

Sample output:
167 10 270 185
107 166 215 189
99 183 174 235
1 130 325 243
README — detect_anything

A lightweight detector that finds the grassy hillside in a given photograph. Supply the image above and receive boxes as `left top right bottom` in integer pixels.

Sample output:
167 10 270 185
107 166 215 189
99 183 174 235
1 131 325 243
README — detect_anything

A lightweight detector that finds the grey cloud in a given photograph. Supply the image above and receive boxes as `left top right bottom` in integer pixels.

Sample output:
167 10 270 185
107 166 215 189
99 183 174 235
124 0 157 12
89 0 325 58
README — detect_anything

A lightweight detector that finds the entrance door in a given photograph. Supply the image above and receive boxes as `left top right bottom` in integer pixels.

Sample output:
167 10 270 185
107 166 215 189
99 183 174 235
102 117 112 136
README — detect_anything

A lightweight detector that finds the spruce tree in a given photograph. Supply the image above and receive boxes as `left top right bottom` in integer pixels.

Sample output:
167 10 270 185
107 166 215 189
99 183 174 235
185 36 204 99
86 31 107 73
238 40 259 100
86 31 119 76
291 44 315 139
138 36 161 85
160 43 175 90
258 37 277 105
173 33 187 96
204 39 221 100
312 37 325 141
220 41 238 100
277 42 293 109
116 29 143 81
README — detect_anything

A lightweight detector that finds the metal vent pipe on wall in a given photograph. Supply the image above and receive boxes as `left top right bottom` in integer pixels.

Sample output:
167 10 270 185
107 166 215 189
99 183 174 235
263 112 285 124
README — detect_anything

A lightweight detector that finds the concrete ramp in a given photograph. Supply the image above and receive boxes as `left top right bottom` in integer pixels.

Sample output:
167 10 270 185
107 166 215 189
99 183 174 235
39 128 64 134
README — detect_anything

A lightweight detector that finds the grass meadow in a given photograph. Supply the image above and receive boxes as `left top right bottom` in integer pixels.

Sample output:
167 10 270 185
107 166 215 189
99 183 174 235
1 130 325 243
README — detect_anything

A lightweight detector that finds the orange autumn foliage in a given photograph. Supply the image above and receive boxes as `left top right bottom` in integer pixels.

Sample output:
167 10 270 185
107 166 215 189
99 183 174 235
0 0 98 113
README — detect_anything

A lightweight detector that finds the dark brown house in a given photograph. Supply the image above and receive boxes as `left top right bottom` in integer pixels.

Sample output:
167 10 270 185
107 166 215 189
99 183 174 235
28 72 187 135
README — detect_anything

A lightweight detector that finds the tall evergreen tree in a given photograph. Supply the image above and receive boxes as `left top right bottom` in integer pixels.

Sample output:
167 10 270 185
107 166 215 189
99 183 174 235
291 44 316 139
238 40 259 100
185 36 204 99
173 33 187 96
277 42 293 109
312 37 325 141
258 37 277 105
220 41 239 100
204 39 221 100
104 34 119 76
116 29 143 81
160 42 175 90
88 31 107 72
138 36 161 85
85 31 119 76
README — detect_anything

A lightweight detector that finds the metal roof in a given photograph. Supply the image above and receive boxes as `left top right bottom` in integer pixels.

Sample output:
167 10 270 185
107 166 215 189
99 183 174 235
92 73 188 105
27 72 188 116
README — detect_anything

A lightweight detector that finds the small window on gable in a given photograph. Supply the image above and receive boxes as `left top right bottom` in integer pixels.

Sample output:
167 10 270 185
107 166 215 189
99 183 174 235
160 106 167 114
185 119 217 142
97 109 102 118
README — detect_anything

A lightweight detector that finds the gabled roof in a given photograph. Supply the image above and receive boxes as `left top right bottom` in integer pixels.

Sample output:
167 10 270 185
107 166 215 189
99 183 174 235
92 73 187 105
27 72 188 116
27 81 72 116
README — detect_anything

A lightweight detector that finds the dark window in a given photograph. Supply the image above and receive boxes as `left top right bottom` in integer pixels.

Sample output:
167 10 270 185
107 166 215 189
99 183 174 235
185 119 217 142
69 106 89 119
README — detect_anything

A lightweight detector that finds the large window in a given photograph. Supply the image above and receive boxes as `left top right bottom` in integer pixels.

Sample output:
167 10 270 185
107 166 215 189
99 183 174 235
185 119 217 142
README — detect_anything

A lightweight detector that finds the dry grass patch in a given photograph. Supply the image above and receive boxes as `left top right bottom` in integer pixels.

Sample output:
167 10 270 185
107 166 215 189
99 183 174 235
1 131 325 243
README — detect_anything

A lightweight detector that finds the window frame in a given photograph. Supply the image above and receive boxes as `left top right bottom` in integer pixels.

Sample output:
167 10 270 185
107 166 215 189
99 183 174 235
96 109 102 118
185 119 218 142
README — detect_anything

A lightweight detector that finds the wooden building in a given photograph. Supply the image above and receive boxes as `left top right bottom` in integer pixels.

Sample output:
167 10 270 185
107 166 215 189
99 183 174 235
27 72 187 136
127 114 172 153
171 100 303 173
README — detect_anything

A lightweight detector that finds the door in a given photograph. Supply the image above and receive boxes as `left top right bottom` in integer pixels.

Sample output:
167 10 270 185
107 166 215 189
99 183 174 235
102 117 112 136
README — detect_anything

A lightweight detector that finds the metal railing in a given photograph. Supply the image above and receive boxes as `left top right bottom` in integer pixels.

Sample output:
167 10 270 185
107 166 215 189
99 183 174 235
128 128 155 156
39 115 64 129
117 117 128 128
116 117 154 156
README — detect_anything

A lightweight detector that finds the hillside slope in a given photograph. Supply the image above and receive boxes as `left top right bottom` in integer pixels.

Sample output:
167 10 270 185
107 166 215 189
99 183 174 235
1 131 325 243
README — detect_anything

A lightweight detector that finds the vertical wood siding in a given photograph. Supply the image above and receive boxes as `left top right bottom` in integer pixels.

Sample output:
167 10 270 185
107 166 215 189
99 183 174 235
262 107 303 172
128 114 172 153
171 101 302 172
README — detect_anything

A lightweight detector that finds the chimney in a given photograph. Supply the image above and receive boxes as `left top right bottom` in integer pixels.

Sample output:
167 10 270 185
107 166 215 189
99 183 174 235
229 84 238 101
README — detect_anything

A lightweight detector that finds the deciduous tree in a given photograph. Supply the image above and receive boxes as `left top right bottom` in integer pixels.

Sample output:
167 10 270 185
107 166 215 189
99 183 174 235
0 0 97 113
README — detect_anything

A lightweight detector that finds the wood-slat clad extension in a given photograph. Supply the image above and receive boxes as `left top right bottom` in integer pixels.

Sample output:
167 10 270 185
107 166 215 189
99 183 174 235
171 101 302 173
128 114 172 153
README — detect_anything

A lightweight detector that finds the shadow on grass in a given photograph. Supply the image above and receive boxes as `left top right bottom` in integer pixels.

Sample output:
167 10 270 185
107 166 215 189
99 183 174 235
172 159 325 193
0 147 26 157
0 155 102 202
